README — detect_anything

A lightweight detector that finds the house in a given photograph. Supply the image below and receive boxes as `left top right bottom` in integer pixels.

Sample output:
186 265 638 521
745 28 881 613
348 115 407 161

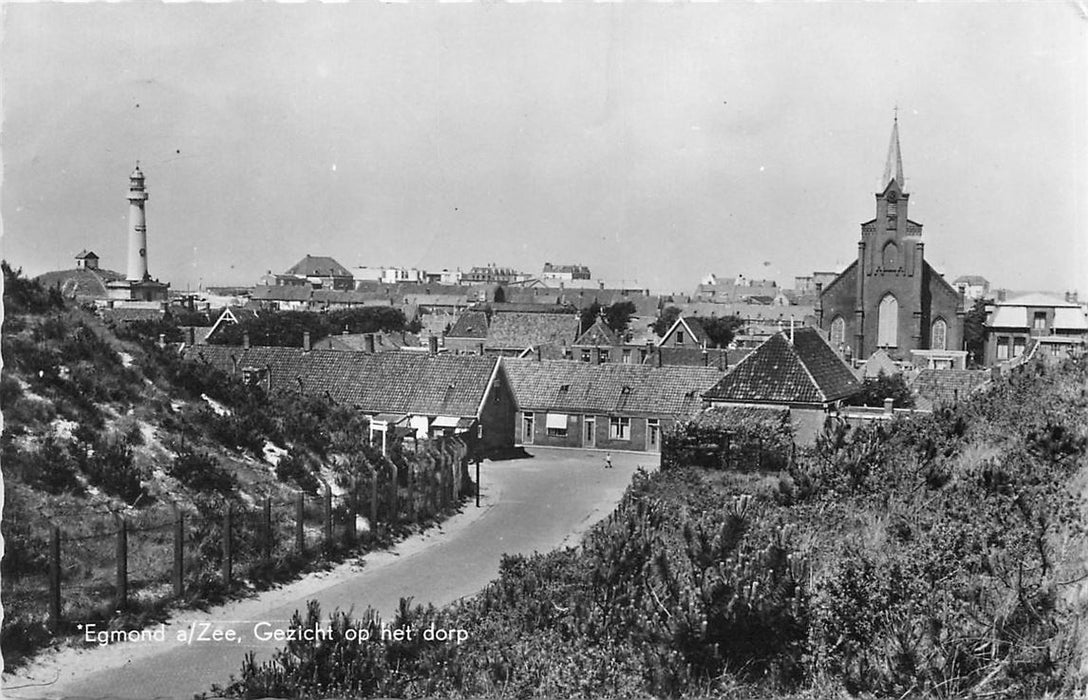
206 306 259 342
503 359 725 453
658 317 710 349
694 275 779 303
184 346 517 455
250 284 313 311
279 255 354 290
542 263 591 281
910 369 991 411
311 331 421 353
984 292 1088 365
461 264 531 285
484 312 580 356
952 275 991 306
444 310 491 354
817 119 963 362
702 327 861 445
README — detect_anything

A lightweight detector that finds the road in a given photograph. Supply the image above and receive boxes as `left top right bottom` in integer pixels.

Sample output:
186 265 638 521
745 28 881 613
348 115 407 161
4 448 651 700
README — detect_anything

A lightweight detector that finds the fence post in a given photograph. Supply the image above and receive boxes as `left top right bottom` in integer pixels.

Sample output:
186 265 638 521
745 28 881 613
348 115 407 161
296 492 305 556
173 504 184 598
115 514 128 611
388 462 399 526
346 477 357 545
263 497 273 560
324 484 333 551
222 503 233 587
369 471 379 539
49 524 61 630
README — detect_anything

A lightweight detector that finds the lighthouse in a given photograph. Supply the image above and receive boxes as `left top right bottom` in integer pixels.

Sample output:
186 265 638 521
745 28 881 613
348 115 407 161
106 163 169 303
126 162 150 281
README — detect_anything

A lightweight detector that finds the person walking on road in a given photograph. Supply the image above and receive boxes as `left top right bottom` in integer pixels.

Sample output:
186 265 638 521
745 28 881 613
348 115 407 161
605 452 613 469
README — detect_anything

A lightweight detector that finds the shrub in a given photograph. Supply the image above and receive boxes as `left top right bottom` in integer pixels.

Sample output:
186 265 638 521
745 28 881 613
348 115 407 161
169 448 237 496
275 451 321 495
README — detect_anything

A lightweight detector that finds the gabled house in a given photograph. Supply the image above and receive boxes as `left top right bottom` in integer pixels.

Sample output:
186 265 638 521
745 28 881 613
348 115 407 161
206 306 259 343
504 359 725 453
702 327 861 444
184 346 516 455
984 293 1088 365
658 316 710 349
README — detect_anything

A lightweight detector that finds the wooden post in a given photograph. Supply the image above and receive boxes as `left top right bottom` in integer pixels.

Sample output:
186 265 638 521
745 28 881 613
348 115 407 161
346 477 357 545
49 524 61 629
388 462 398 525
263 497 273 559
475 458 481 508
115 514 128 611
295 492 305 555
221 503 232 586
324 485 333 551
369 471 379 539
173 504 184 597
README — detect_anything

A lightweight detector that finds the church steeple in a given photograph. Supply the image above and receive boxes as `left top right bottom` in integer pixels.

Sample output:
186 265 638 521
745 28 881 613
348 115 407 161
881 111 905 192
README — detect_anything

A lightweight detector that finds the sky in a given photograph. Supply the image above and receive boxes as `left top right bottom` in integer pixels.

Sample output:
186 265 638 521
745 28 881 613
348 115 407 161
2 2 1086 296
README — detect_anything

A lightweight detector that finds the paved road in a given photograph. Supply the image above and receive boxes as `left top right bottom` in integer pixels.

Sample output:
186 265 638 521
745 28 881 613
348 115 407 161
4 448 651 700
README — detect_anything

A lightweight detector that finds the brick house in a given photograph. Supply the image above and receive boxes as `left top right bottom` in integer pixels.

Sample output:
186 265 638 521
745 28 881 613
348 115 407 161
503 359 724 453
817 119 963 363
184 346 517 455
445 309 580 357
658 316 710 349
984 293 1088 365
702 327 861 445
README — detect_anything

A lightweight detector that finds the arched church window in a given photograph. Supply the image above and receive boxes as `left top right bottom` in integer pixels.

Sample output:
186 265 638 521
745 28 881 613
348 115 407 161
882 241 899 269
931 318 947 351
830 316 845 349
878 294 898 348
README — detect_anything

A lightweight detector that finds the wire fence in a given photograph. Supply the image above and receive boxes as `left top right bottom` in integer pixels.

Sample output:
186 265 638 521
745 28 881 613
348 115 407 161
2 437 472 640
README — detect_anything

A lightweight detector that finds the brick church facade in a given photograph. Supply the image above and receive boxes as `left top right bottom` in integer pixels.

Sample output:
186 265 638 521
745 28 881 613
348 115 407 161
818 119 963 363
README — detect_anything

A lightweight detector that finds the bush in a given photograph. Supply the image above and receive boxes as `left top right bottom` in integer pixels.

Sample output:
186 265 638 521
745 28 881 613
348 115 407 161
275 451 321 495
169 448 237 496
77 435 152 505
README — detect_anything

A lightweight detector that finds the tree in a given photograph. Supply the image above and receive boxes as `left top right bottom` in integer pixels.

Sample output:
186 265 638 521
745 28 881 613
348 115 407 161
962 298 987 367
653 306 682 337
493 286 506 303
847 371 915 409
580 301 603 335
695 315 745 348
602 301 637 336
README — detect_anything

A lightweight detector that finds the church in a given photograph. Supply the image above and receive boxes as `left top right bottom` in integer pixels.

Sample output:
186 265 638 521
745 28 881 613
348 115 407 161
817 119 963 364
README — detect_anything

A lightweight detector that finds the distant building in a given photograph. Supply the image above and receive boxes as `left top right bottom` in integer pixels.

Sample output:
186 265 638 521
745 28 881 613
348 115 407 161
658 317 710 349
36 251 125 301
461 264 530 285
817 118 963 362
278 255 354 290
952 275 991 305
694 274 779 303
541 262 591 281
984 292 1087 365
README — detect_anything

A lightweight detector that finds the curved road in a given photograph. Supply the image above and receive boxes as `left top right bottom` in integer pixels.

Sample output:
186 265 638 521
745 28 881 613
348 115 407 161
5 448 650 700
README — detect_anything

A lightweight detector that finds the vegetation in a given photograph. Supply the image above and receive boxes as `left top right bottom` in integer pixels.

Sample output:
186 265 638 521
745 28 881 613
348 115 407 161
963 297 988 367
653 304 682 337
846 370 916 409
694 314 745 348
225 357 1088 699
209 307 408 347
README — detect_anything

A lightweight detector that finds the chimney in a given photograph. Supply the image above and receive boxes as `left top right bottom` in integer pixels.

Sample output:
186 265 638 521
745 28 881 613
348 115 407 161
478 342 485 355
243 332 251 350
702 349 709 367
429 335 439 355
883 397 894 415
536 346 542 362
188 326 196 346
365 333 376 353
303 331 311 352
657 348 663 368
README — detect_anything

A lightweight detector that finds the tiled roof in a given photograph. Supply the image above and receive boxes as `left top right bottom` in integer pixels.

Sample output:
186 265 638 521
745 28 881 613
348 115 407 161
999 292 1079 308
703 327 860 406
648 347 749 369
312 289 394 306
490 302 576 314
910 369 990 408
312 332 421 352
447 310 490 339
251 285 313 302
283 255 352 278
573 319 621 347
184 345 500 417
504 358 723 418
75 250 99 259
485 312 579 350
690 405 791 430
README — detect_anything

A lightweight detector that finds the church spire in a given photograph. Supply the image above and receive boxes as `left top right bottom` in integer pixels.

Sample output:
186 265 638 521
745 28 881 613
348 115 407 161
881 111 905 191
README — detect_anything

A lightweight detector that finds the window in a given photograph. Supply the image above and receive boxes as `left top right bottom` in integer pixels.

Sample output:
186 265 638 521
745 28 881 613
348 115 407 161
545 413 569 437
931 318 947 351
676 331 685 345
522 412 535 443
1033 312 1047 331
830 316 845 348
878 294 898 348
598 349 609 364
997 338 1009 360
609 416 631 440
622 348 632 364
882 241 899 269
1013 337 1026 357
581 349 591 363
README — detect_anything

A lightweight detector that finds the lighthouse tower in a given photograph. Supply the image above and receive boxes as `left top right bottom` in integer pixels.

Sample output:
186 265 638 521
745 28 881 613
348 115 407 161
127 162 150 281
107 162 169 303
